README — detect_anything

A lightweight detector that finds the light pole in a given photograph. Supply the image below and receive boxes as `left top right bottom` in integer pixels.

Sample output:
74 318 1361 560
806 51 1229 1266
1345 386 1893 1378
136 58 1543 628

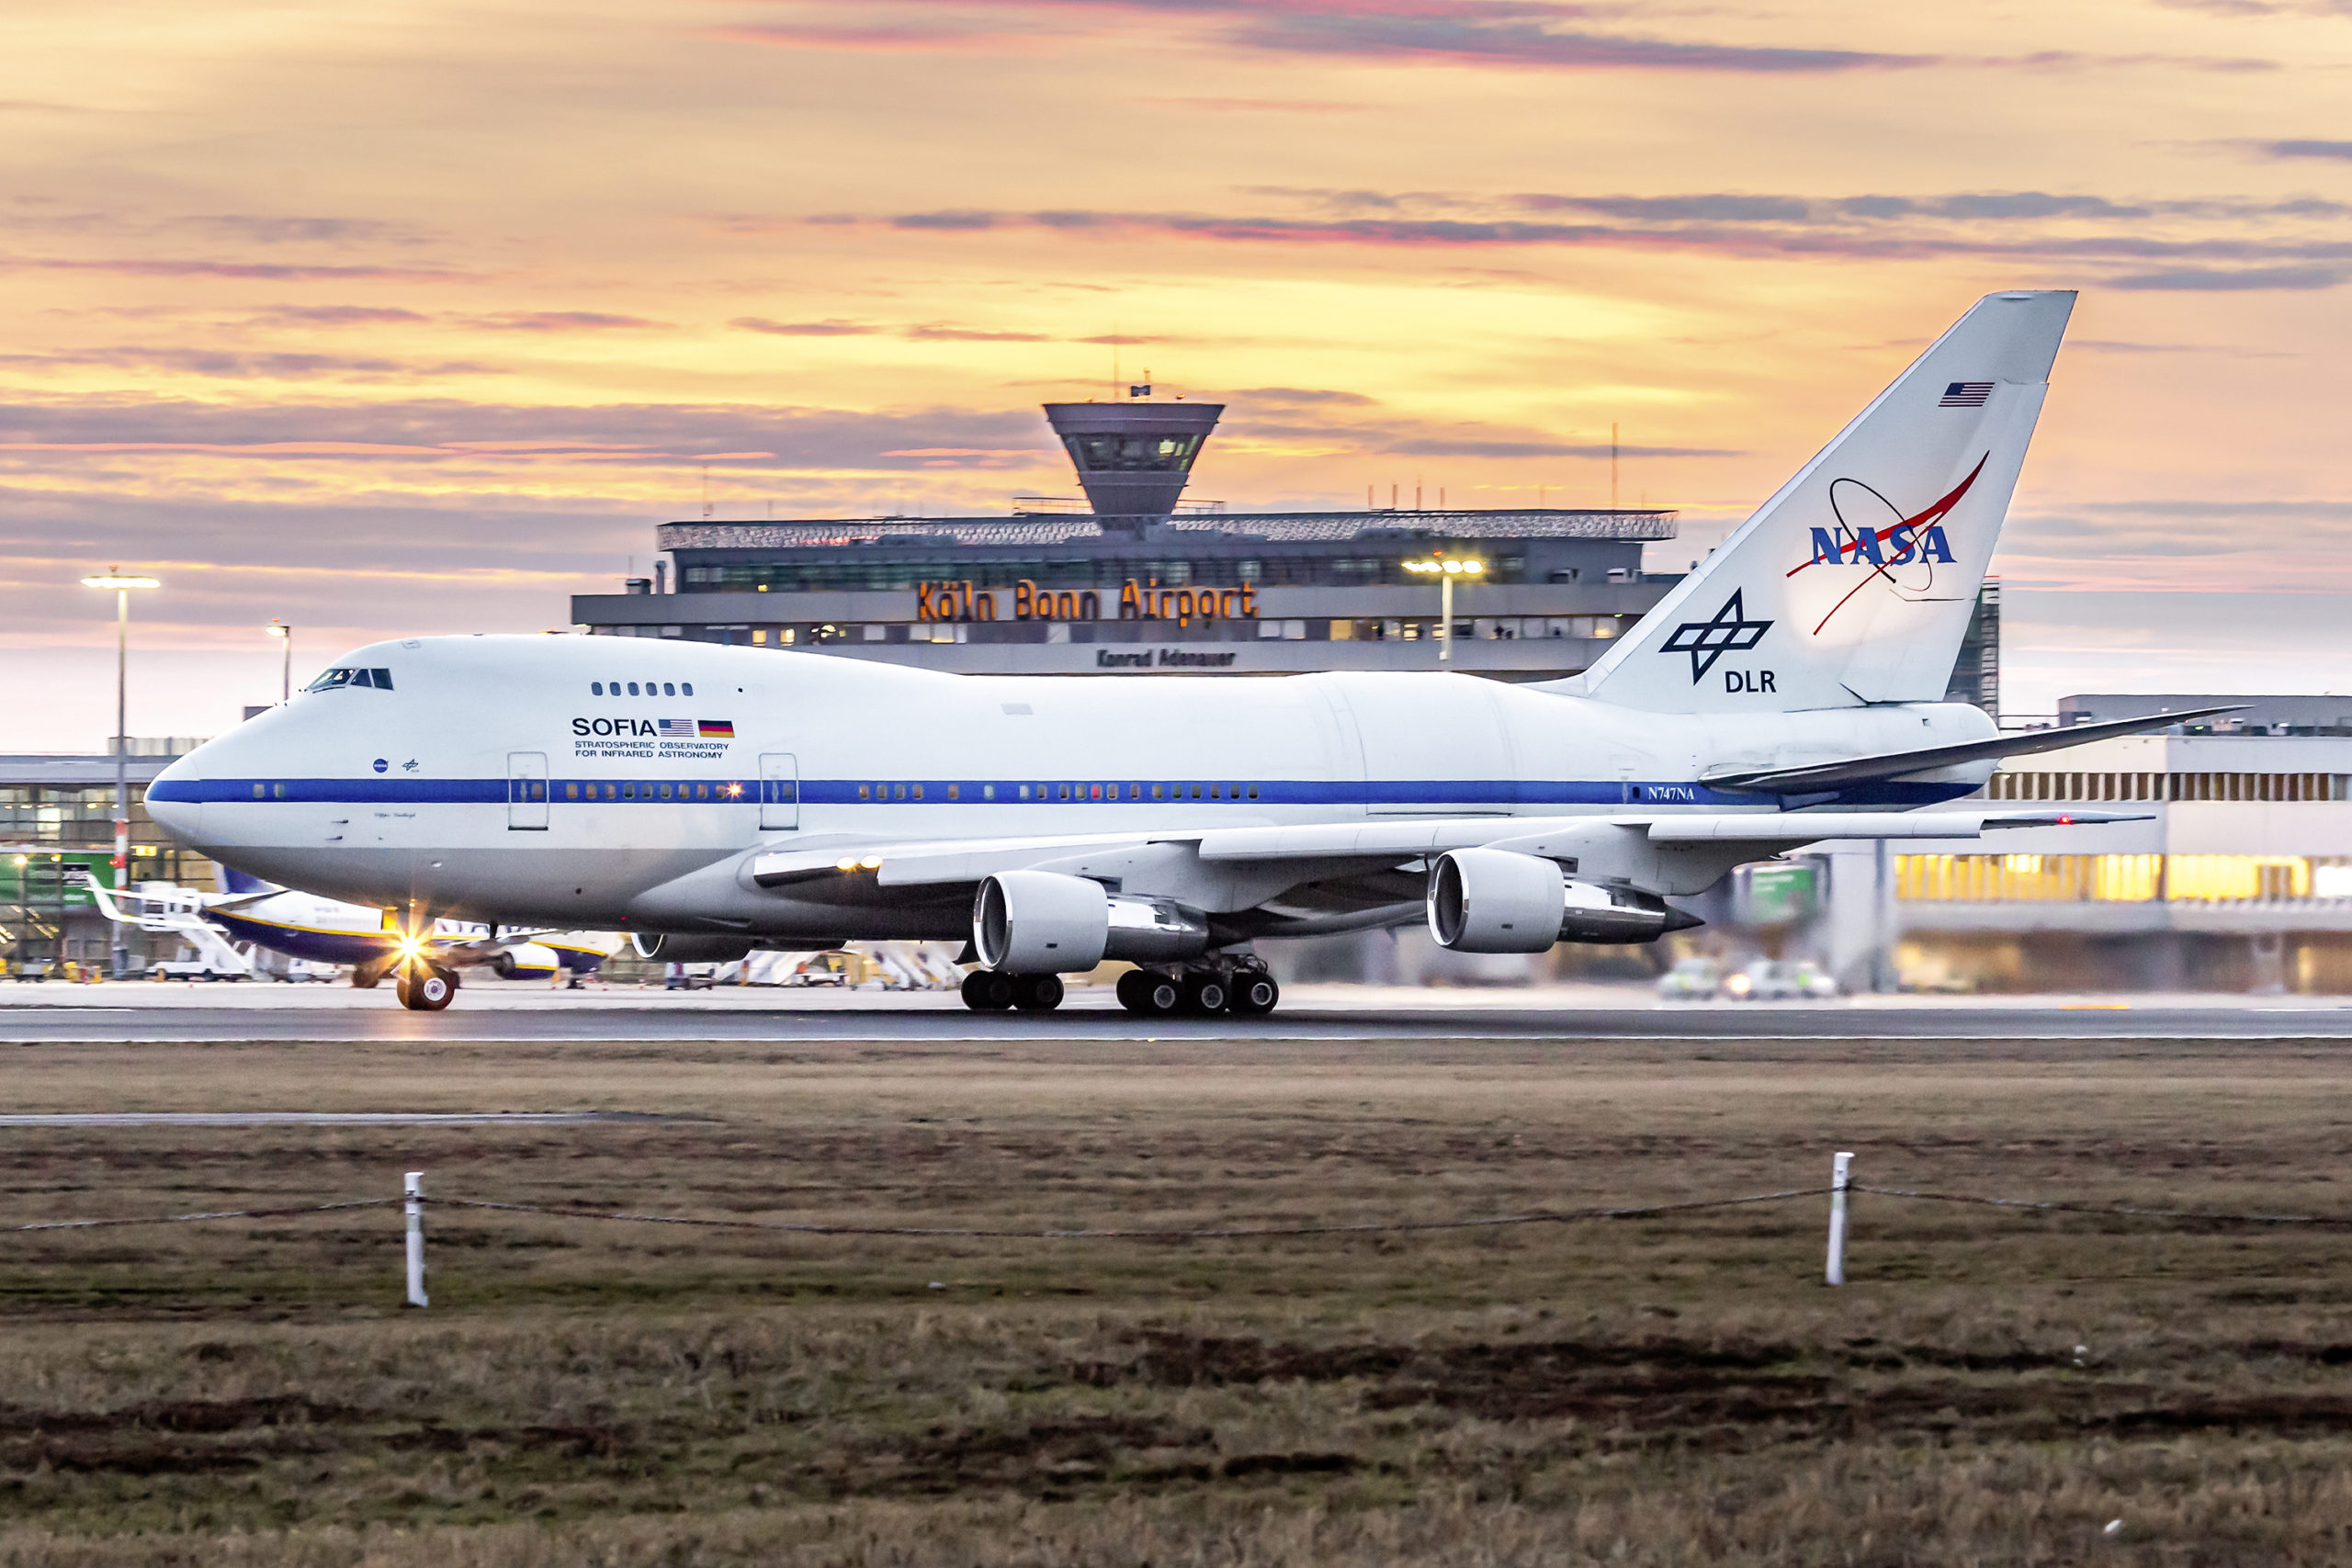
266 619 292 702
80 570 161 979
1401 556 1484 662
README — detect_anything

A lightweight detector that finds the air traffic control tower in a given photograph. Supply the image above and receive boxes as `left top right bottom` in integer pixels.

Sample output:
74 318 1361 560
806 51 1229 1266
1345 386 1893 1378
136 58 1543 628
1041 400 1224 529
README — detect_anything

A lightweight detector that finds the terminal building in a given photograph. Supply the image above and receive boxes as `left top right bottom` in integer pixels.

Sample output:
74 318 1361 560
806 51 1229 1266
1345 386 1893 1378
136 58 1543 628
574 396 1692 682
0 741 210 976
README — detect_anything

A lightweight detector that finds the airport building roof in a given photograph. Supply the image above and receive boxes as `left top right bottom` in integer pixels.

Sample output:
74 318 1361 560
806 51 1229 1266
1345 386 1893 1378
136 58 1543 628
656 508 1678 553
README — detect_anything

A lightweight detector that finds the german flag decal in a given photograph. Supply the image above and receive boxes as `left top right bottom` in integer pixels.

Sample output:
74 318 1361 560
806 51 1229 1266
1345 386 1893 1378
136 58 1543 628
698 720 735 739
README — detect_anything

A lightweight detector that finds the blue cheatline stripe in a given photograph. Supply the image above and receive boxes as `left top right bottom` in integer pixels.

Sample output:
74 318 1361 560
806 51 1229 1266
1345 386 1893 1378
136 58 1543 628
151 776 1976 809
208 913 393 966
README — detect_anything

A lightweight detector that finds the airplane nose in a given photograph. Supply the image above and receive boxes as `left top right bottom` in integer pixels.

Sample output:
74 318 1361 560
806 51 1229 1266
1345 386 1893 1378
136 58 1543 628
144 748 212 846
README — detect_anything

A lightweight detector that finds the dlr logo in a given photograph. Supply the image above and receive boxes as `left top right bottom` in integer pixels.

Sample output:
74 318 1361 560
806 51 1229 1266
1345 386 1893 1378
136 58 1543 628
1726 670 1777 694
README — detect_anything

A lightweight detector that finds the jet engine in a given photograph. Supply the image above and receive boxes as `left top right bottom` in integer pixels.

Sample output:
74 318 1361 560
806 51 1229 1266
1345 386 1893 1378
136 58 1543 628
973 871 1210 972
1427 848 1700 953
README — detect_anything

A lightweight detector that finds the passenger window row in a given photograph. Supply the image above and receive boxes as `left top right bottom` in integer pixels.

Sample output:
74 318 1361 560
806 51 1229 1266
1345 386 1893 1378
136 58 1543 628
560 781 745 802
590 680 694 697
854 782 1262 802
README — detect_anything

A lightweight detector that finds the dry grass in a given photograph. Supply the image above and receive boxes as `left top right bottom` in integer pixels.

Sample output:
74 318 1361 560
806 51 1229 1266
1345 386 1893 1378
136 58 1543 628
5 1031 2352 1562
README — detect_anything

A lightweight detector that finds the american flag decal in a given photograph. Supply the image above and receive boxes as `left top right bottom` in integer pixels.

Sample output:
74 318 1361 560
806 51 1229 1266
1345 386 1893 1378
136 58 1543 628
656 718 696 739
1939 381 1995 408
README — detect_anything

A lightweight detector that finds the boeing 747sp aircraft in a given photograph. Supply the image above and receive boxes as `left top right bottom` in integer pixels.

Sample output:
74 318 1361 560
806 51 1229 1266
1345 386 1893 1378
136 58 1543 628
145 290 2198 1015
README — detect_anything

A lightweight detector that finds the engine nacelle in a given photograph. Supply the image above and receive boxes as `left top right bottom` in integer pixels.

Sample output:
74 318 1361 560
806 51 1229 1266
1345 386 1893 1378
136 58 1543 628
1428 849 1702 953
1427 848 1566 953
974 871 1211 972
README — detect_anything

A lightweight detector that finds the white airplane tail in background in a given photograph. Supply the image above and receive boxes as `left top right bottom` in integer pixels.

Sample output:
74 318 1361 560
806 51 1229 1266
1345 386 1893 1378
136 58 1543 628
1566 289 2075 714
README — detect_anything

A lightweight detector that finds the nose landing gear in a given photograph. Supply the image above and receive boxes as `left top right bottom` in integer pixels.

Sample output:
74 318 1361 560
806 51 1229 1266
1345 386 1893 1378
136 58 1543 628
395 964 458 1011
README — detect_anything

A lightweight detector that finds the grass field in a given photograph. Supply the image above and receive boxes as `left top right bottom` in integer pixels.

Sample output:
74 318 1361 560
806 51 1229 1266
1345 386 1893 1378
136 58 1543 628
6 1030 2352 1564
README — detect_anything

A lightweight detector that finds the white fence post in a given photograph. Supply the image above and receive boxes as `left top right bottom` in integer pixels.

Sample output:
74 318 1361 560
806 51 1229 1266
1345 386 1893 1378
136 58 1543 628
404 1170 428 1308
1826 1151 1853 1286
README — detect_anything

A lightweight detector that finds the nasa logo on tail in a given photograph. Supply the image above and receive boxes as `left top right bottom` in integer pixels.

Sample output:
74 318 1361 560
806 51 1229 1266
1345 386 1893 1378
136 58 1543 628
1787 452 1987 636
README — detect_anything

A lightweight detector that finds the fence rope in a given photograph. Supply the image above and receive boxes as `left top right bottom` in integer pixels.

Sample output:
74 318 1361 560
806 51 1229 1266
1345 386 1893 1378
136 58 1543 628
6 1197 402 1234
21 1183 2352 1242
1854 1184 2352 1227
432 1187 1832 1239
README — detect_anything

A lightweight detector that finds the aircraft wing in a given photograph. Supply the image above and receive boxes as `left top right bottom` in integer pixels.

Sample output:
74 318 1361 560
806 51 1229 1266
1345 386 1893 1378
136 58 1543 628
748 809 2146 893
1700 705 2244 794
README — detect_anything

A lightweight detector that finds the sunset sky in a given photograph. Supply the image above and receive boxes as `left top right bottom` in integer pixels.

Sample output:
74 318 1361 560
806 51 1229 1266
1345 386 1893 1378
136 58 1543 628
4 0 2349 748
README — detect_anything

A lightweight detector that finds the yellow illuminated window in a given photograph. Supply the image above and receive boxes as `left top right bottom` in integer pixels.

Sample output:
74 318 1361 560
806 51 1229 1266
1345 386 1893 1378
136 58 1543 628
858 784 870 801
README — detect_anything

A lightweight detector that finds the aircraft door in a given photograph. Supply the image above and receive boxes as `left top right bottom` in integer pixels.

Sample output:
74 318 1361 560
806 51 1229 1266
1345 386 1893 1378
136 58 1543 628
507 751 549 830
759 752 798 830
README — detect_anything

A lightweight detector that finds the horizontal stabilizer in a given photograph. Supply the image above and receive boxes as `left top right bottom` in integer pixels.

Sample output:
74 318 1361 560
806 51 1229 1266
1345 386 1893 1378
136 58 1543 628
1701 705 2245 793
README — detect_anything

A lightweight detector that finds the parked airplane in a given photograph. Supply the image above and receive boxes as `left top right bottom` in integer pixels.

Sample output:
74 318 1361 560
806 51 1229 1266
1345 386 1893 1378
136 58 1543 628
144 290 2203 1016
83 872 620 998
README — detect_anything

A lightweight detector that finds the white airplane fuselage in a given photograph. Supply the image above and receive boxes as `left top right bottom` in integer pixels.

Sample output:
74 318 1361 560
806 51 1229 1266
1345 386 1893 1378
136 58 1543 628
147 634 1996 942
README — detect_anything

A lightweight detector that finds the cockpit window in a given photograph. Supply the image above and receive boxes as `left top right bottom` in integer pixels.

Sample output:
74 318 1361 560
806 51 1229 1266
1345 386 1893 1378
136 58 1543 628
302 667 394 693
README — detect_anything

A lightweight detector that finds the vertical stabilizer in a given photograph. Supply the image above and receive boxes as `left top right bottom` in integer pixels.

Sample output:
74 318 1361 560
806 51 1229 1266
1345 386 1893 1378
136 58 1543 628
1569 290 2074 713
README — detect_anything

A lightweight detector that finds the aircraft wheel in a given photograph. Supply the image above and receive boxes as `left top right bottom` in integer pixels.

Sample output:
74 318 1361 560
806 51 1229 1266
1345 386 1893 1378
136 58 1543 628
1117 969 1182 1016
1180 969 1229 1015
960 969 1016 1011
1012 973 1065 1011
1230 971 1280 1016
397 965 459 1011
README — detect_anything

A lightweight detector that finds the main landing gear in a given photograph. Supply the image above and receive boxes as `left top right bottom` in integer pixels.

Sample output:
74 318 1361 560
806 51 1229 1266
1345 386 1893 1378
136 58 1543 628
959 969 1064 1011
1117 963 1278 1017
395 963 458 1011
958 963 1280 1017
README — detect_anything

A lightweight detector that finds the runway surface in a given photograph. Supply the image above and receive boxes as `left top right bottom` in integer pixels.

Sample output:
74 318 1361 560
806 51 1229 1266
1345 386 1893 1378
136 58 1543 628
4 983 2349 1041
